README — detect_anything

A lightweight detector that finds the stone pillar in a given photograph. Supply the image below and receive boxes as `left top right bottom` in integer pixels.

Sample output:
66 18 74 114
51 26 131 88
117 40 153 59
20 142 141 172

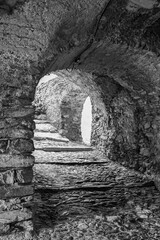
0 84 35 239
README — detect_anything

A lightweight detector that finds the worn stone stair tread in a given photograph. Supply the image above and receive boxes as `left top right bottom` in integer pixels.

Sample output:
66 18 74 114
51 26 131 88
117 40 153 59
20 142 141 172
34 132 69 142
35 180 154 191
35 123 57 133
34 120 51 124
35 161 109 165
33 150 105 163
34 161 151 191
35 146 93 152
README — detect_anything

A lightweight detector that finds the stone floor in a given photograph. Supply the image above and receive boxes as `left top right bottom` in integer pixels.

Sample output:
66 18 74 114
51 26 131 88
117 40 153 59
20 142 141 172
31 121 160 240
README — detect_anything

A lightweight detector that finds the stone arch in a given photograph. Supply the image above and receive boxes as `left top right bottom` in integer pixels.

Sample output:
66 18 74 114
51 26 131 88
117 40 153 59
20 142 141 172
1 0 160 238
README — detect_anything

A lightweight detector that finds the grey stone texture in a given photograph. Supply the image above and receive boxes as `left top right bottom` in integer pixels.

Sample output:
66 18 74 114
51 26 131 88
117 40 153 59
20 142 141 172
0 0 160 238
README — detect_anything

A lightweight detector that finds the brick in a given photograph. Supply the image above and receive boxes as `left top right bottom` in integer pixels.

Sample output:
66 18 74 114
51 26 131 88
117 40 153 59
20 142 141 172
0 154 34 168
0 185 34 199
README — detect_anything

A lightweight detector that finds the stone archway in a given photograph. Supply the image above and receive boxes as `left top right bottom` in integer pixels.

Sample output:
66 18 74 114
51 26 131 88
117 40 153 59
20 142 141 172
1 0 160 238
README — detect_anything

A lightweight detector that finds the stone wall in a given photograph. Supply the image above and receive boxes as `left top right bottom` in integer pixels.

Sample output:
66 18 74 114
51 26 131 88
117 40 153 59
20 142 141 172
0 70 36 238
60 90 88 142
34 75 89 141
1 0 160 237
34 76 81 128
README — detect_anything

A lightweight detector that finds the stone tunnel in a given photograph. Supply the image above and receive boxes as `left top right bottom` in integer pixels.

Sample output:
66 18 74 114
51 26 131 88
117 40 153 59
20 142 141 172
1 0 160 239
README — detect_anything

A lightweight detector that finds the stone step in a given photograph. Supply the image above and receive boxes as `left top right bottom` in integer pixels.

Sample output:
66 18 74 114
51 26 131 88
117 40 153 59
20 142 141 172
35 123 57 133
34 160 152 190
35 146 93 152
34 132 69 143
33 150 105 164
34 119 51 124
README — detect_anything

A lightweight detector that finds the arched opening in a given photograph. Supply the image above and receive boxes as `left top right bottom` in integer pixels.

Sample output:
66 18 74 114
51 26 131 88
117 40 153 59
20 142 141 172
81 96 92 145
1 1 160 238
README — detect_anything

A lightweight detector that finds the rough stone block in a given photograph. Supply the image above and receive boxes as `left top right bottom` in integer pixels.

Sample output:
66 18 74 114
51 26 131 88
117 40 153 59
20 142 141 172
0 223 10 235
0 185 34 199
0 196 33 212
21 119 35 131
0 210 32 224
0 230 33 239
10 139 34 154
0 140 8 153
14 220 33 232
0 154 34 168
0 128 33 140
16 168 33 184
0 107 34 119
0 170 14 186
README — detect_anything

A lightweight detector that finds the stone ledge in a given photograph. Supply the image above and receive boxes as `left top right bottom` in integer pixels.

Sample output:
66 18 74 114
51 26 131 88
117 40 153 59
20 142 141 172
0 185 34 199
0 155 35 168
0 210 32 224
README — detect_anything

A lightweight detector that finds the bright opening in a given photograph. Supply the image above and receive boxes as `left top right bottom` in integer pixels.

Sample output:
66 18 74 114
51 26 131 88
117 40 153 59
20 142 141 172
81 96 92 145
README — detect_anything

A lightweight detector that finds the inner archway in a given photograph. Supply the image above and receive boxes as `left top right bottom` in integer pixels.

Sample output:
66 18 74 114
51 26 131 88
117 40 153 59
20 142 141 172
81 96 92 145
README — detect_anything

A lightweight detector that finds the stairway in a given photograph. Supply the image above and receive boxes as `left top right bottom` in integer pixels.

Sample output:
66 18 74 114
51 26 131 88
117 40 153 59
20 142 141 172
33 120 160 240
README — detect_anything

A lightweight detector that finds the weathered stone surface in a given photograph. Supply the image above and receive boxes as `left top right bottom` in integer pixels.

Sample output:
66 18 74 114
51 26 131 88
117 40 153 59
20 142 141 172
9 139 34 154
16 168 33 184
34 132 69 143
60 90 88 141
36 146 93 152
1 0 160 237
0 155 34 168
0 170 14 186
34 75 88 141
34 122 57 133
0 185 34 199
0 210 32 224
0 128 33 140
0 196 33 212
0 107 35 119
0 223 10 235
0 140 8 154
33 149 105 164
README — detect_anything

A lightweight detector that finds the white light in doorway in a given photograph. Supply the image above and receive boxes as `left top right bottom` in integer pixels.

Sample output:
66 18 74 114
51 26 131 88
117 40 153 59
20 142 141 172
81 96 92 145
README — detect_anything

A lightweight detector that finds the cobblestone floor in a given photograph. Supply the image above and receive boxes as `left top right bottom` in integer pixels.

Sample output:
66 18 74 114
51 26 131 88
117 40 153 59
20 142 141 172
33 135 160 240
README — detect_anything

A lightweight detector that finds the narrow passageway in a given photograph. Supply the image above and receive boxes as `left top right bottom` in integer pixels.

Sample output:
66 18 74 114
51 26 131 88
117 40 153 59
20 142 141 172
33 119 160 240
1 1 160 239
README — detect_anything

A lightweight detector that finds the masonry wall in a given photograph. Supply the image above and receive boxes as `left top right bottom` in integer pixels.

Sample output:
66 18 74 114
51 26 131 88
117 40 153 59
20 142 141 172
60 90 88 142
0 76 35 238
